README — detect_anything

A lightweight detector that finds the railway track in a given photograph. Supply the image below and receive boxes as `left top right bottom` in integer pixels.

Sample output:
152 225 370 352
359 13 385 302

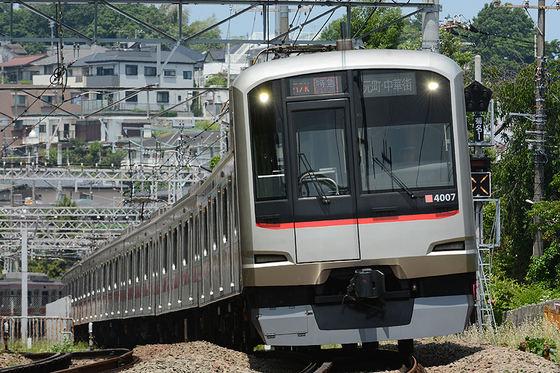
255 347 423 373
0 349 135 373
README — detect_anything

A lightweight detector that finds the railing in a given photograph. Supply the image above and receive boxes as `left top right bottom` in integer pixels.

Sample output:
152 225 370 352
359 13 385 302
0 316 74 349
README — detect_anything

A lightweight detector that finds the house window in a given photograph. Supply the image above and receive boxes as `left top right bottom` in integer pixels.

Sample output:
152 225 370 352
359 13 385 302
157 92 169 103
145 66 157 76
44 65 54 75
125 91 138 103
44 96 54 104
163 70 176 77
96 67 114 76
14 95 25 105
178 95 182 102
183 71 192 79
126 65 138 76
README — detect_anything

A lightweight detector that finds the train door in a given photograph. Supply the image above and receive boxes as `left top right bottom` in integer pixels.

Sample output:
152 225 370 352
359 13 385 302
287 99 359 263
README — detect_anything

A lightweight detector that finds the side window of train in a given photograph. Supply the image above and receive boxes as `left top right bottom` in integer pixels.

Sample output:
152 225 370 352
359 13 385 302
203 207 208 257
144 242 149 280
108 262 112 290
194 215 200 261
128 251 133 285
162 233 168 274
150 239 155 278
115 259 119 288
172 227 178 271
135 248 140 282
183 220 189 266
102 264 106 291
212 198 217 252
222 187 228 243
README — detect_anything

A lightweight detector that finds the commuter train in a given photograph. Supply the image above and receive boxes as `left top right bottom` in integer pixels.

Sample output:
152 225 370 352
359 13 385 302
63 48 476 352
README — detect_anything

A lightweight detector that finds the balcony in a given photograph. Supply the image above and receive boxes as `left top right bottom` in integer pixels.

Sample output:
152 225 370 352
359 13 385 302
83 75 120 87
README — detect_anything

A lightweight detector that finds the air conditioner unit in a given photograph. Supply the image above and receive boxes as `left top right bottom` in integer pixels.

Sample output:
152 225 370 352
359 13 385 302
116 135 123 141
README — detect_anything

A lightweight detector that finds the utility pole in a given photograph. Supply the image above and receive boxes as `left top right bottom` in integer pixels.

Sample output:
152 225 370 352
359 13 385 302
422 0 440 53
533 0 546 257
495 0 560 257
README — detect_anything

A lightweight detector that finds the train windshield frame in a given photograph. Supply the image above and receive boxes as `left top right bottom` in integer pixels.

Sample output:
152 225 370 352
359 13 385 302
248 68 456 220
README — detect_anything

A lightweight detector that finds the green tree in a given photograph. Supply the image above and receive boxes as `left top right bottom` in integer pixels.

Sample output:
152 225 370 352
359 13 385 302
319 4 403 49
184 15 223 53
205 74 227 87
470 1 535 72
63 139 125 168
491 58 560 283
28 259 72 278
397 13 421 51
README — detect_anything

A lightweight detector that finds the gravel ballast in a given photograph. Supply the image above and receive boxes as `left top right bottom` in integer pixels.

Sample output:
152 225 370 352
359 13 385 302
121 339 560 373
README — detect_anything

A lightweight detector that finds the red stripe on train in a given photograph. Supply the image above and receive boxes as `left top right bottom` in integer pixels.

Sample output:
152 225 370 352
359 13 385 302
256 210 459 230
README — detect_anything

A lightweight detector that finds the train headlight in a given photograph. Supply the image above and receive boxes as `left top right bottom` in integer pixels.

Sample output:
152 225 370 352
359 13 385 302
428 82 439 91
432 241 465 252
254 254 287 264
259 93 269 103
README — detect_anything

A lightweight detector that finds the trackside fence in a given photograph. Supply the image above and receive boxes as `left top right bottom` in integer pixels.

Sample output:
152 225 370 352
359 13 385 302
0 316 74 349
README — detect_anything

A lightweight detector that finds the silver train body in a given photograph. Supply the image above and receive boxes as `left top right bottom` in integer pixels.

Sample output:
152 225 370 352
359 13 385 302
64 49 476 348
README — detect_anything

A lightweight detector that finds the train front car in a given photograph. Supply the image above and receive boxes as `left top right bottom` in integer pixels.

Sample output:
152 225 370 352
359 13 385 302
231 49 476 348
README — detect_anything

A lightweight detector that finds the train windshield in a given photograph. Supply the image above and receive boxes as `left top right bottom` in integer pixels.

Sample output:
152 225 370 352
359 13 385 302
292 106 349 198
354 70 454 193
248 81 286 201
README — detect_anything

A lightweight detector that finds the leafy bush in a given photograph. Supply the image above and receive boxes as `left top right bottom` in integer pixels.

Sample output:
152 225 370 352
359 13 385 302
521 337 557 362
491 276 560 323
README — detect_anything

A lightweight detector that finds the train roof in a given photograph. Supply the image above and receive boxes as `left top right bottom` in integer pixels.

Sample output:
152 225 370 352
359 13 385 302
0 272 64 286
232 49 462 93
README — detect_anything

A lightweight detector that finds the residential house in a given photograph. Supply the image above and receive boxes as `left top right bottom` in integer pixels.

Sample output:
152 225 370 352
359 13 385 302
32 45 108 86
70 47 197 114
2 54 48 84
0 85 83 150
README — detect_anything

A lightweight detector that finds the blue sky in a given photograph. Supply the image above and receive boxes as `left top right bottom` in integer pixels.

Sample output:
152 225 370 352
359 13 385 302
188 0 560 42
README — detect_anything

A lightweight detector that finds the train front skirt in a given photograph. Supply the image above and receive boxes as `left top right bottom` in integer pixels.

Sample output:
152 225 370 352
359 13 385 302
251 294 473 346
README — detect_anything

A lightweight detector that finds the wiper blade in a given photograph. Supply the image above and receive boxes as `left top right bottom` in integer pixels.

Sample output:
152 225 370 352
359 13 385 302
298 153 331 205
373 157 417 199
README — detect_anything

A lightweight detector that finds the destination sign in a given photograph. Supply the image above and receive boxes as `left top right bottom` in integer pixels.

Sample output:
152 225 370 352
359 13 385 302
362 72 416 97
290 76 340 96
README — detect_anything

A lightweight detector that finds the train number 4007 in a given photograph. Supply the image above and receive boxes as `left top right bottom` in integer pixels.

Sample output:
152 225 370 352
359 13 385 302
433 193 456 202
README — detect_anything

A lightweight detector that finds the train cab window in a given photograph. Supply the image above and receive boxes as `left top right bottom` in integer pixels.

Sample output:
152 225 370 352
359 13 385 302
292 106 350 198
354 70 454 193
248 80 286 201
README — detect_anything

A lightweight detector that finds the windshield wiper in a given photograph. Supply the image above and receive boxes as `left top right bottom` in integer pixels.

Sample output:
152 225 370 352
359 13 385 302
298 153 331 205
373 157 417 199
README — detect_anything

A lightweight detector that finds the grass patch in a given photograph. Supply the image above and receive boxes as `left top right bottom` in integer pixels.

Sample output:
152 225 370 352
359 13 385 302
435 317 560 362
9 338 89 353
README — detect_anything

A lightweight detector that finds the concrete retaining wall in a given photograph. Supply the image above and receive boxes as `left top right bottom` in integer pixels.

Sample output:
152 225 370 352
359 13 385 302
502 298 560 326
